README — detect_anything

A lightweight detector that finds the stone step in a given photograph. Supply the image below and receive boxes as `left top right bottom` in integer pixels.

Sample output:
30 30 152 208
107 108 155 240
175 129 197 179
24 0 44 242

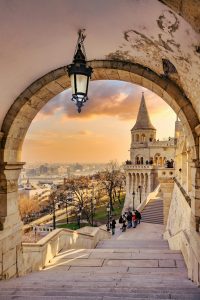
68 266 187 275
143 203 163 207
141 220 164 224
58 248 181 254
88 252 183 260
141 218 163 221
142 207 163 215
96 240 169 249
2 276 193 288
142 208 163 212
0 288 200 300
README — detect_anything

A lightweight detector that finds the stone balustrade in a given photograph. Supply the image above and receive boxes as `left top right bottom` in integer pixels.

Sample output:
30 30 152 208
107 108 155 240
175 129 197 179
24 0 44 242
164 181 200 285
22 226 110 274
124 164 154 170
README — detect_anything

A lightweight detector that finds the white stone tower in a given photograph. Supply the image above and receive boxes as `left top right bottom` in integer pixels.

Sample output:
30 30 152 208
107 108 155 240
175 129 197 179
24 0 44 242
124 93 176 211
130 92 156 164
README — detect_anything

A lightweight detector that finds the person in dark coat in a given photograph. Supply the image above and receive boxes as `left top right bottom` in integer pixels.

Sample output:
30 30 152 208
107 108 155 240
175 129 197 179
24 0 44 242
135 210 141 224
122 219 127 232
127 211 132 228
111 218 116 235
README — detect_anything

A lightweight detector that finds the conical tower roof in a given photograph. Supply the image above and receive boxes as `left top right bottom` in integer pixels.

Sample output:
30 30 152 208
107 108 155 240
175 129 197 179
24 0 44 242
131 93 156 131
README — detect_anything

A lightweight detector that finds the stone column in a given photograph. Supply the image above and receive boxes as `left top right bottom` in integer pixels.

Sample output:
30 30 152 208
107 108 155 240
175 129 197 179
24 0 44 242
0 162 24 279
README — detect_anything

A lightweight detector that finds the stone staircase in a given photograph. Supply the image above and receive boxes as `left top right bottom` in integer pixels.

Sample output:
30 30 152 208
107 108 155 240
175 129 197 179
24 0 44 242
141 198 164 224
0 222 199 299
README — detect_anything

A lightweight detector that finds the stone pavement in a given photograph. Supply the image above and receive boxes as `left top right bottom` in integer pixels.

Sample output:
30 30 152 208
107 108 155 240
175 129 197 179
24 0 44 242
0 221 200 299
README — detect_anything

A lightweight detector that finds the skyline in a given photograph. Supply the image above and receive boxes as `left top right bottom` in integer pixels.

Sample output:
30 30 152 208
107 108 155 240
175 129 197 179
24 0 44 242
22 80 177 163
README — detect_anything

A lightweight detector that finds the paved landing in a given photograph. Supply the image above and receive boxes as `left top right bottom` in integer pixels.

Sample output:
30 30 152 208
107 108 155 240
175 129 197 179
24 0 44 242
0 222 200 299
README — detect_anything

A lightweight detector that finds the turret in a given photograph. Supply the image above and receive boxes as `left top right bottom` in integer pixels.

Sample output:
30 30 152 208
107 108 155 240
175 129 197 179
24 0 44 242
131 93 156 145
130 93 156 163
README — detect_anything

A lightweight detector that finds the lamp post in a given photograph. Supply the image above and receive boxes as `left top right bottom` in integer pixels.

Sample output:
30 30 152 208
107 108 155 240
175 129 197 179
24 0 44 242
77 206 82 228
138 186 142 204
52 195 56 230
65 191 73 225
91 197 96 227
132 191 135 210
106 203 111 231
67 29 93 113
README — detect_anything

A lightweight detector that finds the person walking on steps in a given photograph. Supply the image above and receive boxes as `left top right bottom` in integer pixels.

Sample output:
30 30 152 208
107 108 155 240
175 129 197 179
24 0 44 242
135 210 142 224
122 219 127 232
132 211 137 228
127 210 132 228
111 218 116 235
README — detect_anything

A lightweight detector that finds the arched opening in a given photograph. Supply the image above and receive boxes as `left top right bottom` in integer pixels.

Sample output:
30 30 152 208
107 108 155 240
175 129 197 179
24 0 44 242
0 60 200 284
136 134 140 142
141 134 146 142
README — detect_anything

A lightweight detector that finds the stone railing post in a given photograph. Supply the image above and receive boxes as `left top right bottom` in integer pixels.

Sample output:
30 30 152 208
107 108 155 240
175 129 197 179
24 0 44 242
158 175 174 226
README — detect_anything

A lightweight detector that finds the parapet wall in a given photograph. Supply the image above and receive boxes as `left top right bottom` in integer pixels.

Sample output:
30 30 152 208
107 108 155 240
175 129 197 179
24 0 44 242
22 227 110 275
164 182 200 285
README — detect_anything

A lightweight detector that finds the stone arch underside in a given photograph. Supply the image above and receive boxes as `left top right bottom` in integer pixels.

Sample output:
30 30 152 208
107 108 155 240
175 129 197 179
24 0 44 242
1 60 199 164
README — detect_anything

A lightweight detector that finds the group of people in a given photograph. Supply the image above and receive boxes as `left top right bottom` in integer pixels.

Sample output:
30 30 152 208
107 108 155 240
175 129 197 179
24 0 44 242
119 210 141 232
108 209 142 235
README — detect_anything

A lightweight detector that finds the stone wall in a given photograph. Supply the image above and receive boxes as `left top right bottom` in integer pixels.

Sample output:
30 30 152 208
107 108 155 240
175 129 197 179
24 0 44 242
0 227 24 280
164 181 200 284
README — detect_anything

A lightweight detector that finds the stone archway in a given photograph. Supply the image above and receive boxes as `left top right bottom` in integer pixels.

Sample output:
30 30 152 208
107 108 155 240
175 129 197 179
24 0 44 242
0 59 200 279
1 60 199 164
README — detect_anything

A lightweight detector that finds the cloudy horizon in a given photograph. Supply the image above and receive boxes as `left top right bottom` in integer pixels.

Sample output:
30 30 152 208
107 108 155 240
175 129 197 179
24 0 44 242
22 80 176 164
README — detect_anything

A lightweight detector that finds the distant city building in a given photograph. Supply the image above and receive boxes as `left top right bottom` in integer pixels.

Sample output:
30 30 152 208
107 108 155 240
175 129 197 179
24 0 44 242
18 179 51 202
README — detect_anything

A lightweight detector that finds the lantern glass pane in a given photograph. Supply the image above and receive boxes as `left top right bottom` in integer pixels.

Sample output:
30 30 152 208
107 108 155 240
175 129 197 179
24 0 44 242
70 74 76 94
76 74 88 94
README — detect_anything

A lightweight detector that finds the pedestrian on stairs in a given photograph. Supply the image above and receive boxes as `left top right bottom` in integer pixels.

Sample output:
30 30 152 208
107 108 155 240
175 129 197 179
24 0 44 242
122 219 127 232
135 210 141 224
132 211 137 228
127 211 132 228
111 218 116 235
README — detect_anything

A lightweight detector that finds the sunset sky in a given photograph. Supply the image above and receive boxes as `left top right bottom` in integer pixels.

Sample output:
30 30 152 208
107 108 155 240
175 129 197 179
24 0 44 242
22 81 176 163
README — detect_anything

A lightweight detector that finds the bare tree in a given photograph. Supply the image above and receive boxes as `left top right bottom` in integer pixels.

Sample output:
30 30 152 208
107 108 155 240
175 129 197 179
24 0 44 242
100 161 122 211
62 177 100 226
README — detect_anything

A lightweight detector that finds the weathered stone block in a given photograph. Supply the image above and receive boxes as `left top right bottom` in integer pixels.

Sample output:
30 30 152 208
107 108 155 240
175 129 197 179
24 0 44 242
46 81 64 94
118 70 131 82
105 68 120 80
55 75 70 89
93 68 107 80
34 86 55 101
142 77 153 91
129 72 142 85
53 67 66 80
2 263 16 279
28 79 44 94
129 64 145 76
3 247 16 271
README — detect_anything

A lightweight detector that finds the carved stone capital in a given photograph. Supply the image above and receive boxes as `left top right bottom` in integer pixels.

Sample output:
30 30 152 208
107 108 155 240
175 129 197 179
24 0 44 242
0 162 25 171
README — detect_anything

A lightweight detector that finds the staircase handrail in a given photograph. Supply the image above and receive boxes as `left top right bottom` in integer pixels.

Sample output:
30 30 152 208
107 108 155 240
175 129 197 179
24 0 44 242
173 177 191 207
136 184 161 212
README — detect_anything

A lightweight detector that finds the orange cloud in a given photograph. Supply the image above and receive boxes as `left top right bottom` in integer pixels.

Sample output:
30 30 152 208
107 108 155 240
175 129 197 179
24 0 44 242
38 81 171 122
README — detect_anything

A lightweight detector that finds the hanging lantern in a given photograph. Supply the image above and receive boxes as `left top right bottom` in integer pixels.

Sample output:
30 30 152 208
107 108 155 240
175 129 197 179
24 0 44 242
67 29 93 113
